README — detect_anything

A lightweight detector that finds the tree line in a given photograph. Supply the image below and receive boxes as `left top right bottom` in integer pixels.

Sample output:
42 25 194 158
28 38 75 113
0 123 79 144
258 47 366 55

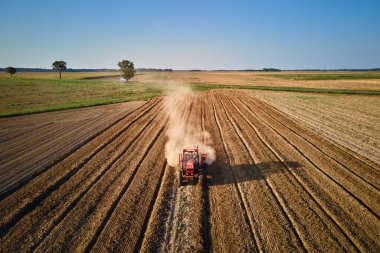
3 59 136 80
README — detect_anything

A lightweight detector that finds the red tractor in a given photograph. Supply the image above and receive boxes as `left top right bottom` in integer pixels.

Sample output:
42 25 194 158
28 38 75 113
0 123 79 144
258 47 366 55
178 146 207 186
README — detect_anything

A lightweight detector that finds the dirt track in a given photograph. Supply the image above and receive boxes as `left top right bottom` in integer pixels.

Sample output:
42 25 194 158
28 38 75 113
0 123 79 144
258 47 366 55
0 90 379 252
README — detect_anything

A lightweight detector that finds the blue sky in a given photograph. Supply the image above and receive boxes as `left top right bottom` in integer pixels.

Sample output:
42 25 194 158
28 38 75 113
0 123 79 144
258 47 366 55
1 0 379 69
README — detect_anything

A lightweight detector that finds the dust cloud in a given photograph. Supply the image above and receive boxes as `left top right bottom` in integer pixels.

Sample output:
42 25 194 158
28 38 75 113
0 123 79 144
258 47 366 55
163 83 216 167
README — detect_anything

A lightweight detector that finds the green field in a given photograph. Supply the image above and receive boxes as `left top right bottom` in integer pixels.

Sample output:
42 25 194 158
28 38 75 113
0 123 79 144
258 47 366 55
0 77 163 116
1 71 380 117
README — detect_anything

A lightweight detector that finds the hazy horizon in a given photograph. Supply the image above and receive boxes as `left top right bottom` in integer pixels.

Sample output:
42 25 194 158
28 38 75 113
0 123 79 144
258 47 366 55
1 0 380 70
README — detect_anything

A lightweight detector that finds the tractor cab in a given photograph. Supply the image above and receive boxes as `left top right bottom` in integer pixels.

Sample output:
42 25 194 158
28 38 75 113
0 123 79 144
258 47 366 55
178 146 207 185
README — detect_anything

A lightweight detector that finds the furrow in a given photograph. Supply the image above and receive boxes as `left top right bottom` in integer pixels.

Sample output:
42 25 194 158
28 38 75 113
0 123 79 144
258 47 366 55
0 121 54 151
200 93 212 253
204 93 263 252
215 93 307 252
34 104 168 252
84 122 167 252
0 118 103 190
210 96 261 252
226 92 359 251
257 98 380 171
0 99 159 237
28 102 166 252
132 161 168 253
287 104 380 142
233 91 379 251
0 100 150 201
171 94 208 252
139 95 193 252
138 164 176 252
240 95 380 191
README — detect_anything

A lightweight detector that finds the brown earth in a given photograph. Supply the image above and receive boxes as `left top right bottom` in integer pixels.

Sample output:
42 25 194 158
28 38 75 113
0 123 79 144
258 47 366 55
0 90 379 252
248 91 380 164
0 101 144 196
133 71 380 90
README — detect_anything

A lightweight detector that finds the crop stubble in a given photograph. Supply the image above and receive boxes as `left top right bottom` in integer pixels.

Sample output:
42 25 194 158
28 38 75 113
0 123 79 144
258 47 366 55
0 90 379 252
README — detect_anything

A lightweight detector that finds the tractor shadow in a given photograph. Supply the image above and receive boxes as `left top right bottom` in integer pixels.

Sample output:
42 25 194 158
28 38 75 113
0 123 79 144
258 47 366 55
207 160 303 186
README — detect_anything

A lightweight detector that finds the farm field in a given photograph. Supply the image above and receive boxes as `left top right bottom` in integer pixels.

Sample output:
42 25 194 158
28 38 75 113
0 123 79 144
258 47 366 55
133 71 380 90
0 101 144 195
0 89 379 252
0 75 162 116
0 71 119 79
249 91 380 164
2 71 380 117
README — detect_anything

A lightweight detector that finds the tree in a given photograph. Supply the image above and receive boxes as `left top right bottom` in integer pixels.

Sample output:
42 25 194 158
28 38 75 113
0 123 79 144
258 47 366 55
118 60 135 81
5 67 16 77
52 61 67 79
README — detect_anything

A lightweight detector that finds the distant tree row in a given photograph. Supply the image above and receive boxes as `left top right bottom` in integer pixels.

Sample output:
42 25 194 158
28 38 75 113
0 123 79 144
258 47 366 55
137 68 173 72
243 68 281 72
3 59 136 81
263 68 281 72
3 61 68 79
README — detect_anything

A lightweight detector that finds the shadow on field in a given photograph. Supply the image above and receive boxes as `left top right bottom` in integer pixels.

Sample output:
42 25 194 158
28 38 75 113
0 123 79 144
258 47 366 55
207 160 302 186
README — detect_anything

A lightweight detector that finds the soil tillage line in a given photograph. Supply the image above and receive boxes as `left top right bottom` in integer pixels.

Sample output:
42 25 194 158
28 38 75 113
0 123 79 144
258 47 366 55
255 100 380 192
226 93 361 251
163 95 194 252
200 93 212 253
0 119 95 195
28 102 166 252
229 92 375 251
0 122 57 153
239 95 380 192
0 120 68 157
284 103 380 143
117 97 185 252
1 103 165 253
181 94 206 252
0 99 160 238
210 96 261 252
246 96 379 179
0 121 53 144
243 101 380 212
161 95 194 252
176 93 209 252
135 95 191 253
0 100 151 202
84 120 167 252
138 164 176 252
132 161 168 253
204 93 258 252
0 106 128 189
257 97 380 172
0 117 104 191
34 108 169 253
237 96 380 221
81 97 182 252
277 106 380 165
171 95 202 252
215 92 310 252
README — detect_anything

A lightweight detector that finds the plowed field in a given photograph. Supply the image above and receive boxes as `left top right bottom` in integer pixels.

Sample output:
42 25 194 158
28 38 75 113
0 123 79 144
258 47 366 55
0 90 379 252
